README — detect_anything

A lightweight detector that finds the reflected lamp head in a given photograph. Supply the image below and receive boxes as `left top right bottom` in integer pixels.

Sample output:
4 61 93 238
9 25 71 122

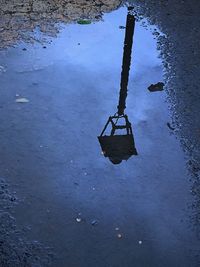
98 114 138 164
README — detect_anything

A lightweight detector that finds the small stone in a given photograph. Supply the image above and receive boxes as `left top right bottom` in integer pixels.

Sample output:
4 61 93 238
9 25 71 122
91 220 98 226
10 197 16 202
76 218 82 223
117 233 122 239
0 65 6 73
167 122 175 131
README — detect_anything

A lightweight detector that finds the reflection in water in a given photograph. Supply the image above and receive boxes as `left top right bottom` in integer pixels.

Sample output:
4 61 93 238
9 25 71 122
98 7 137 164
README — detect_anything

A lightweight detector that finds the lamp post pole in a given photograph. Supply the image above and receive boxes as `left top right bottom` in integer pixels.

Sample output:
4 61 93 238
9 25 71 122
117 7 135 116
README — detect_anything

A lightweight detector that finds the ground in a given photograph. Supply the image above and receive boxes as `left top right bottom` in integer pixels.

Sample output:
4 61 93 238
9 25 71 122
0 1 200 267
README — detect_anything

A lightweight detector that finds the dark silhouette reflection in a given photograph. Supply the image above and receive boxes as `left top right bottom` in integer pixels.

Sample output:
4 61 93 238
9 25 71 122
98 7 138 164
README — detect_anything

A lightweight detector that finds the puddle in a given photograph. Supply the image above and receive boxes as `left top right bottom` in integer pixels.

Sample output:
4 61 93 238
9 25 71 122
0 4 200 267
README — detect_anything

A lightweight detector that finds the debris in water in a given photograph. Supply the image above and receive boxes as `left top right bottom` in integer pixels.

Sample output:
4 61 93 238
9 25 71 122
119 25 126 29
15 97 30 103
167 122 175 131
77 19 91 25
91 220 98 226
22 48 27 51
138 240 142 245
115 227 120 231
148 82 164 92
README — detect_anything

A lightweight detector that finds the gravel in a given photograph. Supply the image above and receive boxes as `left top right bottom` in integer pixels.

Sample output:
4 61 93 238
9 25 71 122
0 0 122 48
0 179 53 267
128 0 200 235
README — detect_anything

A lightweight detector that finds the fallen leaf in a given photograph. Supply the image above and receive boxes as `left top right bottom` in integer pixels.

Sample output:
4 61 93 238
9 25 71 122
77 19 91 25
148 82 164 92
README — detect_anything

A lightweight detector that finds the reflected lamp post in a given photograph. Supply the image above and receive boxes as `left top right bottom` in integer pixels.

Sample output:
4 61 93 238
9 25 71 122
98 7 138 164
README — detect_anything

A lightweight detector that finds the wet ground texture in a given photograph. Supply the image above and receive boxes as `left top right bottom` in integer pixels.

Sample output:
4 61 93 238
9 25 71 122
0 1 200 267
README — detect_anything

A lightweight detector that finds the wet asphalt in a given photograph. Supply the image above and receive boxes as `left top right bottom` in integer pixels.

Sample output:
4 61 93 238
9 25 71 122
0 6 200 267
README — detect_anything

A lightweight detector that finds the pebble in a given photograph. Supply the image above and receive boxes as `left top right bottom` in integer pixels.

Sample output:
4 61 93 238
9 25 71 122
76 217 82 223
117 233 122 239
91 220 98 226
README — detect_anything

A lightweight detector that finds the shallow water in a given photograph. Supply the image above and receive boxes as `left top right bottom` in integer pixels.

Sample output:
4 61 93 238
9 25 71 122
0 6 199 267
